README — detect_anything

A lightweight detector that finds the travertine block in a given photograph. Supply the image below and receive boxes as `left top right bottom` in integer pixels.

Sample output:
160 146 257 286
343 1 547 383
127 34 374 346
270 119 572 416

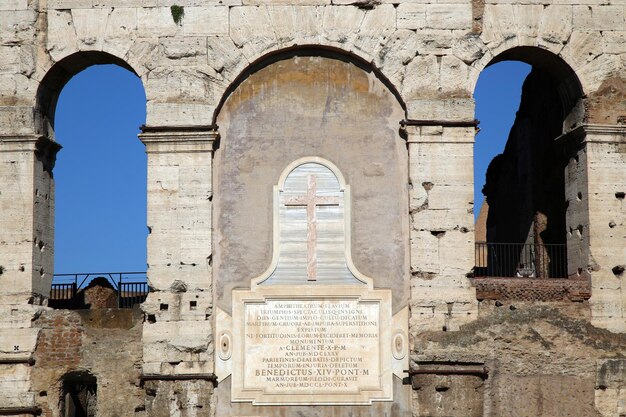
0 306 40 329
0 0 27 11
352 5 395 58
573 5 625 31
157 37 208 67
577 53 622 98
427 184 473 211
146 102 214 125
0 327 38 354
438 232 474 273
183 7 229 36
0 364 34 408
47 0 94 8
0 10 36 46
103 8 138 58
439 55 471 96
375 27 416 63
206 35 248 79
410 230 441 274
137 7 180 37
406 98 475 122
93 0 157 6
481 5 512 45
560 31 602 70
46 10 78 62
409 142 473 184
320 5 365 46
264 6 299 45
411 275 473 292
397 4 425 30
72 8 110 50
142 292 211 322
602 31 626 54
229 6 278 60
412 208 473 232
143 65 217 103
158 0 239 5
402 54 440 99
539 5 572 45
143 320 212 364
425 4 472 30
244 0 328 4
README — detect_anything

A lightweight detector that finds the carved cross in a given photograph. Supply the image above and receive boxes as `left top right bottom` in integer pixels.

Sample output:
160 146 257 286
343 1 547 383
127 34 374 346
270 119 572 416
284 174 341 281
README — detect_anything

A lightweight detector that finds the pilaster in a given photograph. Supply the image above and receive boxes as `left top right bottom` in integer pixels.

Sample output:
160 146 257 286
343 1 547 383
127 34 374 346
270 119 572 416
558 124 626 333
0 134 59 416
138 126 217 378
404 122 478 334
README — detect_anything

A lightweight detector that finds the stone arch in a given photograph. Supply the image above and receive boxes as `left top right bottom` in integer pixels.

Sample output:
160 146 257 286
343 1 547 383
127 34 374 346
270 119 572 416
211 45 406 125
35 51 144 138
471 46 584 128
212 48 409 315
473 45 587 280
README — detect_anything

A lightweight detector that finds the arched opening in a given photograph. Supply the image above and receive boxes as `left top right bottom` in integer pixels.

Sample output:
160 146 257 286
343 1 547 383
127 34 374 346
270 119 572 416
60 371 97 417
36 52 148 306
473 47 584 279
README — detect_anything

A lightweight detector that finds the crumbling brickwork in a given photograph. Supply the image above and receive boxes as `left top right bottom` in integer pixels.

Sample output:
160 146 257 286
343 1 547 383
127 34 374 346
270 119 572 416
473 277 592 302
31 309 144 417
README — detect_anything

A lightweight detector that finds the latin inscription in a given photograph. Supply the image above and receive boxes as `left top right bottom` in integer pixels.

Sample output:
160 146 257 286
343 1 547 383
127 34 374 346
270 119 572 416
244 299 381 393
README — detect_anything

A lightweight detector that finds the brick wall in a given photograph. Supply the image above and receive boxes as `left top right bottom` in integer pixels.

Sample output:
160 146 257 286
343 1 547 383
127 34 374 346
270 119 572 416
35 312 83 368
31 309 144 417
471 277 592 302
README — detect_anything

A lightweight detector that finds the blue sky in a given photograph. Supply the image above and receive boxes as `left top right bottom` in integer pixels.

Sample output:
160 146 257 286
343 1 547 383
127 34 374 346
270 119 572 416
53 61 530 274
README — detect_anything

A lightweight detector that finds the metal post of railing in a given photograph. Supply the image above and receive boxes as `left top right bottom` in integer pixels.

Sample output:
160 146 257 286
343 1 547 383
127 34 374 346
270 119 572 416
473 242 567 279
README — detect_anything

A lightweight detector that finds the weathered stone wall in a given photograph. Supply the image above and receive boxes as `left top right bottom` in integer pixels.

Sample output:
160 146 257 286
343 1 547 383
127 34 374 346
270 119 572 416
214 54 408 312
0 0 625 416
31 308 144 417
412 302 626 417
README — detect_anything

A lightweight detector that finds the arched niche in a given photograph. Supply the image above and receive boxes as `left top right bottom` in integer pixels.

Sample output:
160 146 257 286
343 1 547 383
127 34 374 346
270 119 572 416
213 50 409 314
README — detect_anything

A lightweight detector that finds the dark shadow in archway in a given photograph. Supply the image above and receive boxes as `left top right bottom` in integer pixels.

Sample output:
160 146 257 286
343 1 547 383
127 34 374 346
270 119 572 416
474 47 584 279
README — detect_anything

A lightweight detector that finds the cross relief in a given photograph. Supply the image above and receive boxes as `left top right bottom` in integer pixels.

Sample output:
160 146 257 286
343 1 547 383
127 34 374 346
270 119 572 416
284 174 341 281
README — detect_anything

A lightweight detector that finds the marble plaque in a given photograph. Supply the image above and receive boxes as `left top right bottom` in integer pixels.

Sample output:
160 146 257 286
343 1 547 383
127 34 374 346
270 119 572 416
216 158 408 405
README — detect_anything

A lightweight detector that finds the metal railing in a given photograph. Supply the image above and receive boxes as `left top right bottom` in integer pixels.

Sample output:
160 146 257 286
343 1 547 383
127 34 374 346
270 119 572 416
50 272 149 309
475 242 567 278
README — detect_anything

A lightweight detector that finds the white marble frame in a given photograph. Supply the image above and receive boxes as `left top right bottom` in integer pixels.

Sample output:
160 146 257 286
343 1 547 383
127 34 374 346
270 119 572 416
252 156 372 288
215 156 409 405
230 285 394 405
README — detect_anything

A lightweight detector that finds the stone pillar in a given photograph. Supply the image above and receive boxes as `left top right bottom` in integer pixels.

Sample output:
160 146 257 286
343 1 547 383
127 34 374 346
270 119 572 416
405 124 478 334
557 127 591 279
0 135 59 303
0 134 59 415
138 127 216 378
581 125 626 333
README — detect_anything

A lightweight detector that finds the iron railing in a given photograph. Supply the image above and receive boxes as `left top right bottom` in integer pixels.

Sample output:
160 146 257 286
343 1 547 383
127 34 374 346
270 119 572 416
475 242 567 278
50 272 149 309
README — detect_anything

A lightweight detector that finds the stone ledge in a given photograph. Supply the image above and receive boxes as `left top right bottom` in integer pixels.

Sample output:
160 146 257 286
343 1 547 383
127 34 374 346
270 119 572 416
470 277 592 302
0 406 41 416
